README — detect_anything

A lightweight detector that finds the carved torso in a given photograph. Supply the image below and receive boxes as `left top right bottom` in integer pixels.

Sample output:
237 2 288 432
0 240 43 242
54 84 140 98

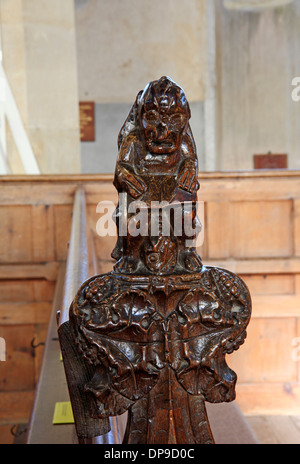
114 132 198 203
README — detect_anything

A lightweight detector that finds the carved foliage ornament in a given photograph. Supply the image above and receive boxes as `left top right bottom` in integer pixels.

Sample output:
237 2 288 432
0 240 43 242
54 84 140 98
69 76 252 444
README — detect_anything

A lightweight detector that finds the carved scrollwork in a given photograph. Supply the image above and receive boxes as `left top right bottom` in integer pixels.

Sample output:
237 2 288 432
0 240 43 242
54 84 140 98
70 266 251 425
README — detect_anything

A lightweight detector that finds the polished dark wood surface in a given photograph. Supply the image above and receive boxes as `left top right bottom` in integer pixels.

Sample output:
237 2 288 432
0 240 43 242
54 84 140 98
64 77 252 444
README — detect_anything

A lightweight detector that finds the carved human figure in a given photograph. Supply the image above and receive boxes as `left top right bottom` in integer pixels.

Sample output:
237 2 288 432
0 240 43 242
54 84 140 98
112 76 201 275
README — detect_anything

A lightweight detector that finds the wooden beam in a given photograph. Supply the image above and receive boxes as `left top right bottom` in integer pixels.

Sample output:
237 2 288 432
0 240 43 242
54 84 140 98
205 258 300 274
236 383 300 416
26 264 76 444
57 187 124 442
1 170 300 184
0 263 59 281
0 391 35 424
251 294 300 318
0 302 52 325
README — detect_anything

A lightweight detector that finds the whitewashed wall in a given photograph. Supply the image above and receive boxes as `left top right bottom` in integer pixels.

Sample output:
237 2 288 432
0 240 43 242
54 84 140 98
215 0 300 170
75 0 208 173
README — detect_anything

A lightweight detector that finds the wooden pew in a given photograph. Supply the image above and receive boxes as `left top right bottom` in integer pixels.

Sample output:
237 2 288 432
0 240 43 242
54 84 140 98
26 184 258 444
1 171 299 436
27 187 127 443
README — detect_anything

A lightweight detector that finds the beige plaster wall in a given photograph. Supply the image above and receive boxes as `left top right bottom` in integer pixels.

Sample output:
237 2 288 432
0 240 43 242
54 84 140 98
2 0 298 173
215 0 300 170
75 0 208 104
0 0 28 132
0 0 81 173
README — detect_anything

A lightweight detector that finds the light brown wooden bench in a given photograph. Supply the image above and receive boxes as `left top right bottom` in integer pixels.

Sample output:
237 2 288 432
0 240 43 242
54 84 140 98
26 186 259 444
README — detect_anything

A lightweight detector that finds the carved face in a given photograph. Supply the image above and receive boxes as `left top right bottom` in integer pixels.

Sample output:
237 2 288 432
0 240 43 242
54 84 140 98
140 77 189 155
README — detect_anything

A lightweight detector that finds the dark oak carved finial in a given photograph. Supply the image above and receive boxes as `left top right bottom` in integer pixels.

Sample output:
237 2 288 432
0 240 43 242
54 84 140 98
68 77 252 444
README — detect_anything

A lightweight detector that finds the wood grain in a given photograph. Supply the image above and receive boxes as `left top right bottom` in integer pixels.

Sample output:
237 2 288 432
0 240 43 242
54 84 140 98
0 171 300 423
247 415 300 444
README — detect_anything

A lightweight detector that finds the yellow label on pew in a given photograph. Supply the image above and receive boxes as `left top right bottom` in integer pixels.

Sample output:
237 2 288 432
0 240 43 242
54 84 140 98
53 401 74 425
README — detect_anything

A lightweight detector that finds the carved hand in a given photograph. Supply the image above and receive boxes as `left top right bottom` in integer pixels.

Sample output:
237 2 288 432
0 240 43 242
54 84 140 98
118 166 148 198
178 161 199 194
